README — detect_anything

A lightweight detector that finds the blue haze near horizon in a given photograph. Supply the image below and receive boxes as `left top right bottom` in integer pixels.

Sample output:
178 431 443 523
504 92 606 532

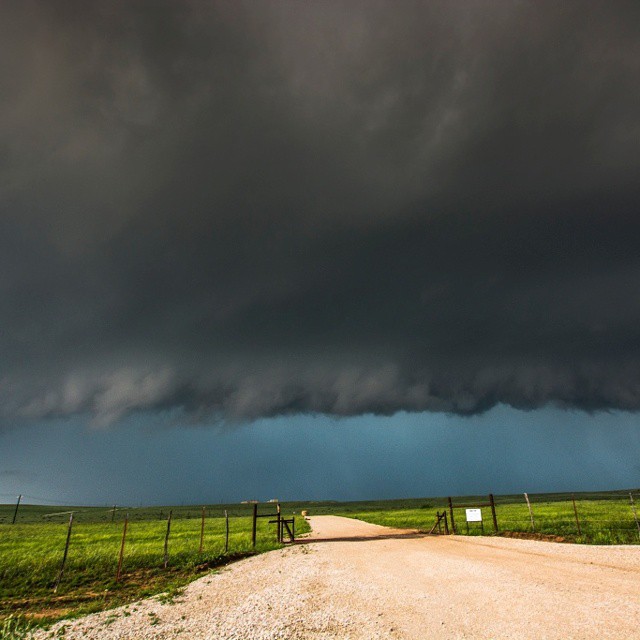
1 405 638 507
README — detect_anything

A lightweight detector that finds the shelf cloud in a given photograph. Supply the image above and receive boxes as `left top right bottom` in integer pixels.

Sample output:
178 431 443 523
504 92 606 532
2 1 640 424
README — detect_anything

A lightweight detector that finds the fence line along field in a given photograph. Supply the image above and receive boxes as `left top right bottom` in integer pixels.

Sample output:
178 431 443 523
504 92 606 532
0 503 308 629
1 489 638 634
331 489 640 544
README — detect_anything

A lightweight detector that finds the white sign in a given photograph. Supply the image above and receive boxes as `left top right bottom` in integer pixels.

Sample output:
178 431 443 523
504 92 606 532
466 508 482 522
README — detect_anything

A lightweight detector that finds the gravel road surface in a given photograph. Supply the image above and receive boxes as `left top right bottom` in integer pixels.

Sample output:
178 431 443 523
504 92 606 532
35 515 640 639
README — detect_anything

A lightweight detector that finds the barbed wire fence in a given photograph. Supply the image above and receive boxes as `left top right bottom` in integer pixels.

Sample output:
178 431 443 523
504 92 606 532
2 490 639 597
444 490 640 543
0 499 297 595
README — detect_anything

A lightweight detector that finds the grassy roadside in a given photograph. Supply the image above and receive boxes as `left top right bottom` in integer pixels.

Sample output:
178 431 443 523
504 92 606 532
0 508 309 632
2 489 638 635
329 491 640 544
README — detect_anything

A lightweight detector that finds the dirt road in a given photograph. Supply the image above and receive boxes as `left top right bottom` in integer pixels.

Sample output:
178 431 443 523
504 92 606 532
37 515 640 639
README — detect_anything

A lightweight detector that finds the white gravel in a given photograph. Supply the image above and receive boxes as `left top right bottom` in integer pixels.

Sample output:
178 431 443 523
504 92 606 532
33 516 640 640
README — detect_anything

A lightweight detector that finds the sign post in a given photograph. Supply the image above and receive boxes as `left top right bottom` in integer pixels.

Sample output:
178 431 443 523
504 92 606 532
465 508 483 534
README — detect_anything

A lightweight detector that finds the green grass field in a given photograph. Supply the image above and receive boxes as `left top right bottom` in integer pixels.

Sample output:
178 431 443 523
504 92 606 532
1 490 638 636
0 503 308 632
328 490 640 544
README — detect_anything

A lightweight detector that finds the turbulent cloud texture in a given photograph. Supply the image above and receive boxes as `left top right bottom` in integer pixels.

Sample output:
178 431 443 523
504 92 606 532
2 1 640 424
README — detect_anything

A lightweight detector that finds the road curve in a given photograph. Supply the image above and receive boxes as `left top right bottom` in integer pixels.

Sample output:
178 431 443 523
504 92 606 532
36 515 640 639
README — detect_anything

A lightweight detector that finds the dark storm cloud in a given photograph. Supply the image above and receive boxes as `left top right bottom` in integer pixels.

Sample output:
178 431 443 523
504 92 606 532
1 0 640 424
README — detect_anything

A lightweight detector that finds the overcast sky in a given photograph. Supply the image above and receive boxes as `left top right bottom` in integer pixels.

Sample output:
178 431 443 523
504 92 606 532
1 1 639 504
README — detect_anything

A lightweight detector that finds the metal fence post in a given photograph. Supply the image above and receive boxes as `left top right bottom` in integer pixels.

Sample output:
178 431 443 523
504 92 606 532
524 493 535 531
116 514 128 582
571 494 582 536
164 510 172 569
54 513 74 592
12 495 22 525
199 506 205 554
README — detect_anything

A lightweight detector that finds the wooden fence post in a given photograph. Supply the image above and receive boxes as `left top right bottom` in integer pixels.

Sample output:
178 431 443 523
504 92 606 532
571 494 582 536
164 510 172 569
629 492 640 541
224 509 229 553
199 506 205 554
116 514 128 582
111 505 117 522
53 513 74 592
252 503 258 548
448 497 456 534
524 493 535 531
276 503 282 543
443 510 449 535
489 494 499 532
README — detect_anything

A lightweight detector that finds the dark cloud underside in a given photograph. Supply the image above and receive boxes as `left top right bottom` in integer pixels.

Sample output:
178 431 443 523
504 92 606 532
1 1 640 424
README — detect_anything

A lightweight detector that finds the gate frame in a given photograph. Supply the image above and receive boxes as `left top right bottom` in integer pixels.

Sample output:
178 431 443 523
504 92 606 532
251 502 296 545
446 494 499 534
